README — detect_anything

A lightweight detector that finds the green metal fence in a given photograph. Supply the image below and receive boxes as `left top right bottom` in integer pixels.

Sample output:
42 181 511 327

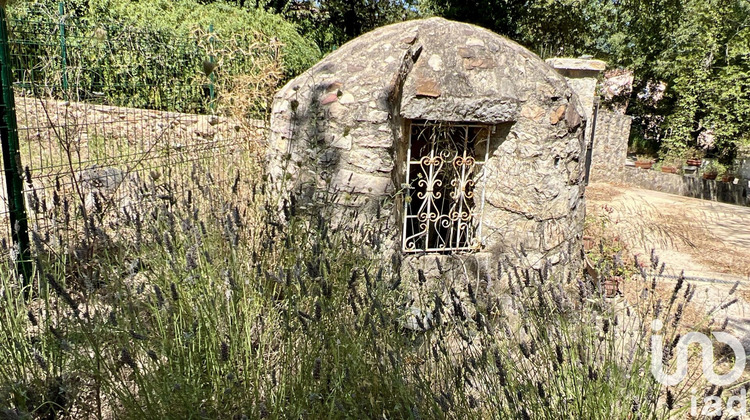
0 3 270 285
0 5 32 284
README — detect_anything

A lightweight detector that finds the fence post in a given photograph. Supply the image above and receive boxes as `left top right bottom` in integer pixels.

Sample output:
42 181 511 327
208 24 215 112
0 6 33 290
58 1 68 99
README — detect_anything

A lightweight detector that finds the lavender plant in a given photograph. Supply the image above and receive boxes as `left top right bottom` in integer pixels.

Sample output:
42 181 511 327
0 148 727 419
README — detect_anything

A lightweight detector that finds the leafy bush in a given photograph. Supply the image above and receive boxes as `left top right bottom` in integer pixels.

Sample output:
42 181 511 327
7 0 320 115
702 160 726 176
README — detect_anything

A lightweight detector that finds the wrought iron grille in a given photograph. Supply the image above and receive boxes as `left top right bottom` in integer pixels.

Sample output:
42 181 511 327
402 121 491 253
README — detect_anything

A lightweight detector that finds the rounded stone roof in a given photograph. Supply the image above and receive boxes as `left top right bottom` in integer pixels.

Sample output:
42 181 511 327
273 17 582 125
267 17 587 280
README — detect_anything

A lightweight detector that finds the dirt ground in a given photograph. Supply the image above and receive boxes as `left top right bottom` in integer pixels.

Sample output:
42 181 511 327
586 182 750 280
586 181 750 341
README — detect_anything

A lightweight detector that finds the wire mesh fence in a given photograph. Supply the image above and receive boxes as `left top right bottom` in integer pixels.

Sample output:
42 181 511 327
0 3 271 274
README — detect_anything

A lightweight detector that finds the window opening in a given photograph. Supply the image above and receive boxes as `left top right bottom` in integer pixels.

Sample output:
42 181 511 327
402 121 491 253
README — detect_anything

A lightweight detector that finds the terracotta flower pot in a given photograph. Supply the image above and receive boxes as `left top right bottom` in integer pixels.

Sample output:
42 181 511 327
703 173 717 180
602 276 622 298
583 236 595 251
686 158 702 166
635 161 653 170
721 175 735 183
661 166 678 174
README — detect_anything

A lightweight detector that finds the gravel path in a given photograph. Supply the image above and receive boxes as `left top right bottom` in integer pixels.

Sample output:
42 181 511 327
586 181 750 282
586 182 750 344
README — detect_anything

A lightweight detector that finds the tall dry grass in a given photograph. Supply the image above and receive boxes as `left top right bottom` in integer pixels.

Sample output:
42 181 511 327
0 140 731 418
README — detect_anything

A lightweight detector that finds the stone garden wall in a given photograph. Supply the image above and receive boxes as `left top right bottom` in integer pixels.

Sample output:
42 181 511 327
589 108 750 207
589 109 630 182
617 167 750 206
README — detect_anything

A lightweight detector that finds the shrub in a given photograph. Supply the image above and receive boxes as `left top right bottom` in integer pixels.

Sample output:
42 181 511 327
6 0 320 115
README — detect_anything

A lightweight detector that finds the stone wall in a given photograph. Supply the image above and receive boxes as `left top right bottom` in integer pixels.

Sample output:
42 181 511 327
615 167 682 195
615 167 750 206
589 109 631 182
1 96 263 223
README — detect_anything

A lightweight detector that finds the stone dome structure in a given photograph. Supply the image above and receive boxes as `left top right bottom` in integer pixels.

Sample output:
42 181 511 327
267 18 588 285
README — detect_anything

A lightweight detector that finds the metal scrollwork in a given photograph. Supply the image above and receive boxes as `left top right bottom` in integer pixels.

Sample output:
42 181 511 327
402 122 491 253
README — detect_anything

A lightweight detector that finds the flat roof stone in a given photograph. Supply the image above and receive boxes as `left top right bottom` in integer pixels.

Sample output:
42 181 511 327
546 58 606 72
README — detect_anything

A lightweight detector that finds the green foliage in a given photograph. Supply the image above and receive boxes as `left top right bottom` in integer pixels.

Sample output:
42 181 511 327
418 0 523 37
7 0 320 114
419 0 612 58
258 0 419 52
515 0 593 58
659 0 750 159
702 159 727 175
422 0 750 161
86 0 319 76
580 0 750 161
660 152 684 169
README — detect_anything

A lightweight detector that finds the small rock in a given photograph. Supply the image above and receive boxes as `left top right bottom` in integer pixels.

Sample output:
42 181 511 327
331 135 352 150
339 93 356 104
463 57 494 70
401 32 418 44
428 54 444 72
331 170 392 194
357 134 392 148
347 148 393 173
320 93 338 105
565 105 582 129
415 79 441 98
457 47 474 58
550 105 567 125
328 102 352 121
520 104 545 122
357 110 389 123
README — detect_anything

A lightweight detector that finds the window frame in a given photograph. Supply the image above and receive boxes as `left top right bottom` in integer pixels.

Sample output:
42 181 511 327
401 120 492 253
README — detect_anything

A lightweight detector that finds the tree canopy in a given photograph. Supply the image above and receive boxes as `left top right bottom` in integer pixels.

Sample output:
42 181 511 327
6 0 749 158
418 0 750 161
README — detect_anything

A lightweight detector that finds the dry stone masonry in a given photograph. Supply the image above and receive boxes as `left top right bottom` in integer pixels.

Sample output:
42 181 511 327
546 58 605 147
267 18 588 287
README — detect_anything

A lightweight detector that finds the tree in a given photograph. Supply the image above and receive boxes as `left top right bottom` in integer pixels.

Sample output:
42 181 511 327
418 0 526 36
250 0 417 52
421 0 750 160
657 0 750 160
418 0 606 58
